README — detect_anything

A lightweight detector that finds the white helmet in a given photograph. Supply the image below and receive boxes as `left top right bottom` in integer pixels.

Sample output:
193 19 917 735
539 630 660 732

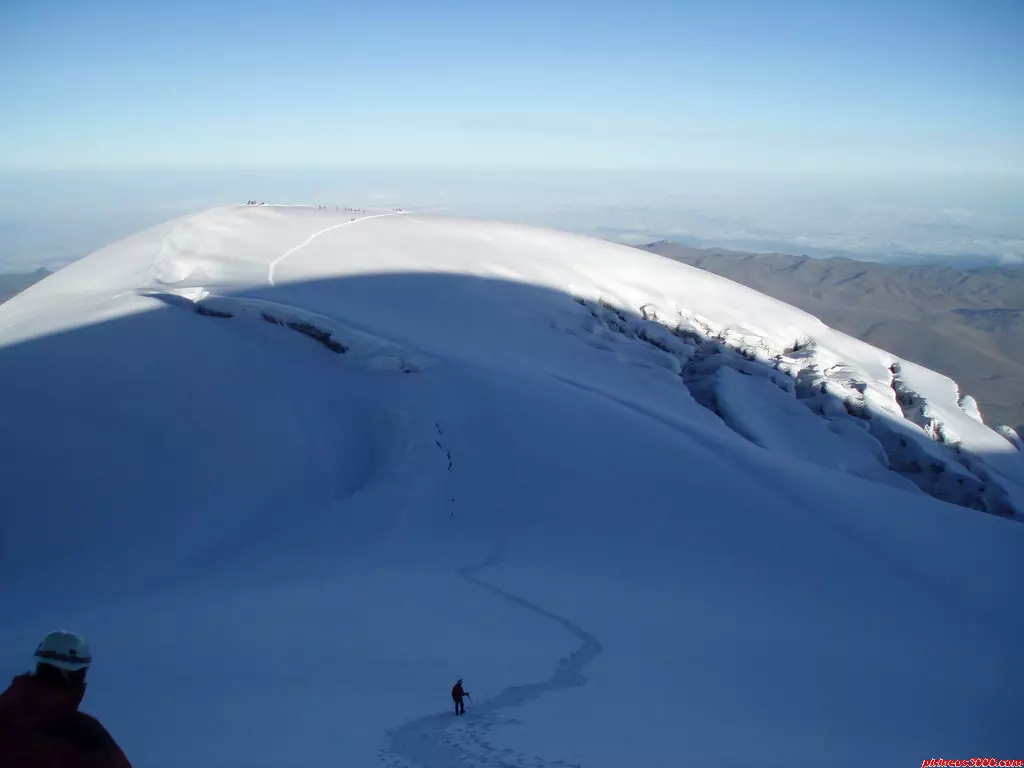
34 630 92 672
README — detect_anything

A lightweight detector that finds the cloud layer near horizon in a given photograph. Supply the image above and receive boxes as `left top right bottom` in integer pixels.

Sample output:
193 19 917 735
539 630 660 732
1 170 1021 271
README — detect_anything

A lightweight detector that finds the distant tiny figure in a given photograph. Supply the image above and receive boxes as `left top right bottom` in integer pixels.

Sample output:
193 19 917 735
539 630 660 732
0 630 132 768
451 678 469 716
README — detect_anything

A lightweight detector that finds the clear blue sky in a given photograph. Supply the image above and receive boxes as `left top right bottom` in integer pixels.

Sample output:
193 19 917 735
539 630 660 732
2 0 1021 173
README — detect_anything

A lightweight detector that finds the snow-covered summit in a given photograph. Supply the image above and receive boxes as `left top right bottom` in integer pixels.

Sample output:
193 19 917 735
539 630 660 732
6 204 1020 516
1 205 1021 767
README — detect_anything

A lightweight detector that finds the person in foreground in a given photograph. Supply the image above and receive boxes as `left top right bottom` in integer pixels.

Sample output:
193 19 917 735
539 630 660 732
0 630 132 768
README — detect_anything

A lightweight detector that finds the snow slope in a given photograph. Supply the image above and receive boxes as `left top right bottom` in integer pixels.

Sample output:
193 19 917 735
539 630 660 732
1 205 1021 768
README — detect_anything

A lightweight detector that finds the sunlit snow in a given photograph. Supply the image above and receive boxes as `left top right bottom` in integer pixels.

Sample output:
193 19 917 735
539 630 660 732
1 205 1021 768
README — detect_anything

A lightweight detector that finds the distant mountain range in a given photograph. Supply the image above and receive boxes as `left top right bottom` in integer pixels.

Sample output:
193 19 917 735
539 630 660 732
638 242 1024 435
0 268 51 304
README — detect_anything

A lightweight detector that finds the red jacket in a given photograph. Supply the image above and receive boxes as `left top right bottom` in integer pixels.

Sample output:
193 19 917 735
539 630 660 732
0 675 131 768
452 682 466 700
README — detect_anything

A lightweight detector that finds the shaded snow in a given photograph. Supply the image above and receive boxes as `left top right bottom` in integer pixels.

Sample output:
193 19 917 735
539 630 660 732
714 366 913 492
1 205 1022 768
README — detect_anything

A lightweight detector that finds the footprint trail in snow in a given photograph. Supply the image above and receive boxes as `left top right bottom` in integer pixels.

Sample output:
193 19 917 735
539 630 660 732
381 541 601 768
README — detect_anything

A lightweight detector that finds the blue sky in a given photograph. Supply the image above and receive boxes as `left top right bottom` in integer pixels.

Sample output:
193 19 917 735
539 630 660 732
1 0 1022 172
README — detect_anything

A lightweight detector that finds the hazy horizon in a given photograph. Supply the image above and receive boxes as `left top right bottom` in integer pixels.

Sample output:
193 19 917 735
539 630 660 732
1 168 1022 273
5 0 1022 271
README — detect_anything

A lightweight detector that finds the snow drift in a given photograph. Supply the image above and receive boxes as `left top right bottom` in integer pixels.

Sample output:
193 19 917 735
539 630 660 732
1 205 1021 768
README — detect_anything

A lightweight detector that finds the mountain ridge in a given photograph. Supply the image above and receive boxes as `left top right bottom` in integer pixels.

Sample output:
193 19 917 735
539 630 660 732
639 240 1024 435
0 267 51 304
2 206 1021 767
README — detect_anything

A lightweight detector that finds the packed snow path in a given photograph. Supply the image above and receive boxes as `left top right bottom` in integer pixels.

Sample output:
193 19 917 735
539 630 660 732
267 212 396 286
382 541 602 768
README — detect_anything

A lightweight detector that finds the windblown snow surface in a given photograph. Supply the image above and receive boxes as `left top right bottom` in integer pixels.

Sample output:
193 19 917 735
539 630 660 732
1 205 1022 767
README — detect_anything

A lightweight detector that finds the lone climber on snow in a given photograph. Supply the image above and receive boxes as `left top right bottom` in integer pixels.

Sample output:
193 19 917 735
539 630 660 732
451 678 469 716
